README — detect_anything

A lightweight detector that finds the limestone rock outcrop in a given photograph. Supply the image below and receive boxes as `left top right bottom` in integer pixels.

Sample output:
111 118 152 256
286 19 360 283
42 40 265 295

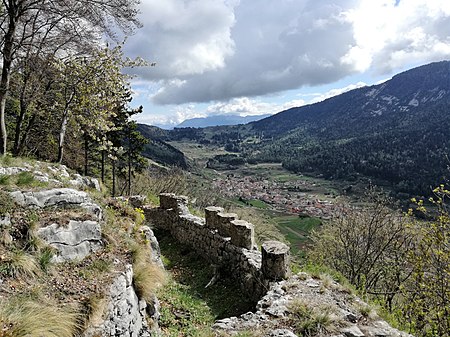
0 162 100 190
83 265 152 337
10 188 102 219
37 220 103 262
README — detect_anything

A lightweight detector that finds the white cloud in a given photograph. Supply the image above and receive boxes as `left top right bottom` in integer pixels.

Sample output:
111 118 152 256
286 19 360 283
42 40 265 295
125 0 236 79
343 0 450 74
135 80 369 126
127 0 450 109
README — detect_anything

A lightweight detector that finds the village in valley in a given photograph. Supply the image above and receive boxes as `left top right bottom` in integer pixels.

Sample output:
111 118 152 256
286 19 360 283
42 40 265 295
212 172 338 219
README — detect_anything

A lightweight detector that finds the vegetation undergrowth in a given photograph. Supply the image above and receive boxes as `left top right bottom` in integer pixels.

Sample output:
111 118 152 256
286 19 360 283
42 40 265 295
0 295 81 337
156 230 255 337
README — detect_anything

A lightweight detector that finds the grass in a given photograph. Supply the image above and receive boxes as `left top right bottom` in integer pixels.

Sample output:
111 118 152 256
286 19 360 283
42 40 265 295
0 296 81 337
38 246 54 272
16 171 36 186
0 249 40 278
0 190 14 215
156 231 255 336
130 240 167 303
0 174 10 185
288 298 335 336
272 214 322 257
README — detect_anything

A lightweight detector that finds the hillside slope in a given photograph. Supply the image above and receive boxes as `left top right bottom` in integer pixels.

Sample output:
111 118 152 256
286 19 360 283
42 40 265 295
0 158 164 336
137 123 188 168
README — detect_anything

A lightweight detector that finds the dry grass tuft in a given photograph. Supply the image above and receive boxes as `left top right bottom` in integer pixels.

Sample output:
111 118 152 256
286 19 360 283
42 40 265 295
0 249 40 278
131 243 167 302
288 298 338 336
80 295 108 329
0 298 81 337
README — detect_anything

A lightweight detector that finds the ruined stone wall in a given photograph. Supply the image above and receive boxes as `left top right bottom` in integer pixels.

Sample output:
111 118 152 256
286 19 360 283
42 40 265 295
144 193 290 301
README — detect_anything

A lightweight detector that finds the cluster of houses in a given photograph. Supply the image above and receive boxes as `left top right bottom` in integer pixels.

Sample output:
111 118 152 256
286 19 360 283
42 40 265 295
212 175 337 219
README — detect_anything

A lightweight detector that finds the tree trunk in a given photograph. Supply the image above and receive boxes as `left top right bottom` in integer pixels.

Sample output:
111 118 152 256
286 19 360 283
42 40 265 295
127 127 132 196
17 113 36 156
57 110 69 163
101 149 105 182
0 1 20 155
112 159 116 197
84 135 88 176
13 96 28 156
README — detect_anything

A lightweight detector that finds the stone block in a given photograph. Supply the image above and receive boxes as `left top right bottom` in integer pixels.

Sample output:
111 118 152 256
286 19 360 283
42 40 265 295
230 219 255 249
216 212 238 237
159 193 188 214
261 241 290 281
159 193 176 209
205 206 224 229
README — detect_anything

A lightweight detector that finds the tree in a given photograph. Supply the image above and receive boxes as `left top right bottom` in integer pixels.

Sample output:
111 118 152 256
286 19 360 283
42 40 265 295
310 188 414 309
402 188 450 336
54 45 145 164
119 119 148 196
0 0 141 155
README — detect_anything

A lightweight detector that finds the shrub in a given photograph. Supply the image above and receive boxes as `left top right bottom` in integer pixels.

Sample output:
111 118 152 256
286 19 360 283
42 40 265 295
310 189 412 308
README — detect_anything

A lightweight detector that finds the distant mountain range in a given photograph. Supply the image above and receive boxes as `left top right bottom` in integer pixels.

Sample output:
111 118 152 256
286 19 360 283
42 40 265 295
137 61 450 196
176 114 272 128
145 60 450 197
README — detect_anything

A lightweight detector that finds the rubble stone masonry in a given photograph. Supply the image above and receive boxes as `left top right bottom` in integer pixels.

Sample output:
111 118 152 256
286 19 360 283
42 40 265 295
144 193 290 301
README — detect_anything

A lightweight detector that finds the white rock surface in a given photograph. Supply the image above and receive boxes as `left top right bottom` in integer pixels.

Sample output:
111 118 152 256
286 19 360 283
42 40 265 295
37 220 103 262
213 273 414 337
83 265 152 337
10 188 102 219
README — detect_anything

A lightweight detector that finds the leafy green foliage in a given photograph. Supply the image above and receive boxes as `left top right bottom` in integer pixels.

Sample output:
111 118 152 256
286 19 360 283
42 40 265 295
401 186 450 336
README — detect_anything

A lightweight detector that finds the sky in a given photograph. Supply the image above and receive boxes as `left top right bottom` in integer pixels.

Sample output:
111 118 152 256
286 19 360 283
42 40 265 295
123 0 450 128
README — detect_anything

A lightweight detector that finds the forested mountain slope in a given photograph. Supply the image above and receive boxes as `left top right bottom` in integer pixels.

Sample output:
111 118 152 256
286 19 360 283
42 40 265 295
247 61 450 196
137 123 187 168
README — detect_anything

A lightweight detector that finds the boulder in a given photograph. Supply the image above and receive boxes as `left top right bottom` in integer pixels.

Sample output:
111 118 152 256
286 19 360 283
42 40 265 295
37 220 103 262
69 174 101 191
10 188 102 219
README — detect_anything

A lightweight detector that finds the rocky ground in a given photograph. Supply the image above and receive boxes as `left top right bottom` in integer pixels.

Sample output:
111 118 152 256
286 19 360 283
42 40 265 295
214 272 413 337
0 159 414 337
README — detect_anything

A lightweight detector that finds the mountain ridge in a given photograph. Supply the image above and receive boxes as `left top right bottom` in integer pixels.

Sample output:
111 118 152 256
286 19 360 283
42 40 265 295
246 60 450 196
176 114 272 128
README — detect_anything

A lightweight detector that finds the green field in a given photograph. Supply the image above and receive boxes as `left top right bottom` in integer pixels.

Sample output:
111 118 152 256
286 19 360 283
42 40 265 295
272 214 322 258
232 197 271 209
